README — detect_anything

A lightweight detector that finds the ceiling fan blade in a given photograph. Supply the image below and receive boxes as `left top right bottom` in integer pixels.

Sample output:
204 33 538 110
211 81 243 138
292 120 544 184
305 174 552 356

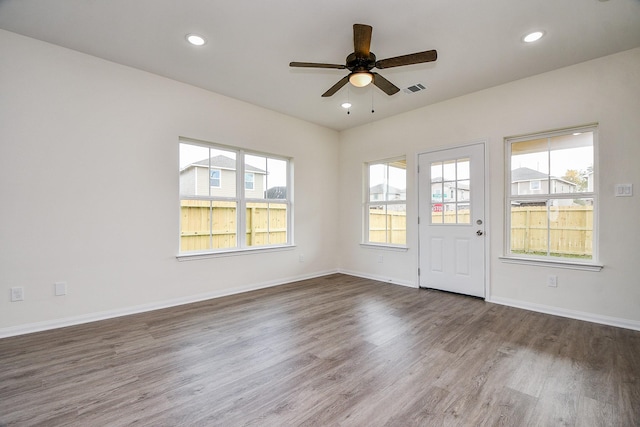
375 50 438 69
290 62 346 69
322 75 350 97
372 73 400 95
353 24 373 57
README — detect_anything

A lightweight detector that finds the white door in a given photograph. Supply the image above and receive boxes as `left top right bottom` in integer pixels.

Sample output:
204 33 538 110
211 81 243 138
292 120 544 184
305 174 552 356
418 143 485 297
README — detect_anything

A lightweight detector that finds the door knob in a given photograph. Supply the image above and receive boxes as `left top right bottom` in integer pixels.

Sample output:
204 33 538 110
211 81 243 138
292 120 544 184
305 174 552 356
476 230 484 236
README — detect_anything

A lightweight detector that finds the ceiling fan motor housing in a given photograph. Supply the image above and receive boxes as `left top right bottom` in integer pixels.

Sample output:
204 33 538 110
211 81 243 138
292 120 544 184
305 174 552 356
346 52 376 72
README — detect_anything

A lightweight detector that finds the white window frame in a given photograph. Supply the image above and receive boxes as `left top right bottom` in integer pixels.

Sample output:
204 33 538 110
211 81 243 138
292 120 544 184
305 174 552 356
178 137 293 259
502 124 602 271
363 156 407 249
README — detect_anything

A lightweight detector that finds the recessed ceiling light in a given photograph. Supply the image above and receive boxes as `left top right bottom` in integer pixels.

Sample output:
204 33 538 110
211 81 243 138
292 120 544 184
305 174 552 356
523 31 545 43
341 102 352 109
186 34 206 46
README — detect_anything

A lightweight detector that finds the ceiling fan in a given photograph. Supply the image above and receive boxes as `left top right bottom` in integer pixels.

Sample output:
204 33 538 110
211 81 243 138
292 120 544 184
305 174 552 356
290 24 437 97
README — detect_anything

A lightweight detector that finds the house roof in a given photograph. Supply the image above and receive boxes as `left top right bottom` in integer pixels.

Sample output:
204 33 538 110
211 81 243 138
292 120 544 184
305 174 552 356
187 155 266 174
511 167 576 186
511 167 548 181
370 183 404 194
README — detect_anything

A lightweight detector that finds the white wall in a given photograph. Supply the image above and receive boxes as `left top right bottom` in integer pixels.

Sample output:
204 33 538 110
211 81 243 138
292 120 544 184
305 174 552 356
0 30 340 335
338 48 640 327
2 28 638 336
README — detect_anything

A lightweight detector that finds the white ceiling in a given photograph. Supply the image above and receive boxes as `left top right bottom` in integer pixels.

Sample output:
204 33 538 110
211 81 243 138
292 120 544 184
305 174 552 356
1 0 639 131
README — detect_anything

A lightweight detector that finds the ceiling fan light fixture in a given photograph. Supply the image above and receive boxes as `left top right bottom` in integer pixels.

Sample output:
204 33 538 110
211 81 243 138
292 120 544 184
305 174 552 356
349 72 373 88
186 34 206 46
341 102 352 109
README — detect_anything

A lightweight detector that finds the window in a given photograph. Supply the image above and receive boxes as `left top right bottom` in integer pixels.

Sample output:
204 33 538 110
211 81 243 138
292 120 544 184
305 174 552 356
210 169 221 188
179 138 291 254
244 172 254 190
505 125 597 264
365 158 406 246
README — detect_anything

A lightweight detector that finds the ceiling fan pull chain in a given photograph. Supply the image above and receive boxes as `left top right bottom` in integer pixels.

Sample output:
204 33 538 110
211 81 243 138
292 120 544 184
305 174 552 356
371 87 375 114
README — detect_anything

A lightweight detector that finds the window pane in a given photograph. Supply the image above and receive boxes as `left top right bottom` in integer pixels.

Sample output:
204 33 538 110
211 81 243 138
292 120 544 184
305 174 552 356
443 160 456 181
457 159 470 180
245 154 266 199
549 132 594 194
431 202 443 224
267 158 288 199
180 200 237 252
388 160 407 201
511 139 549 196
444 203 457 223
510 200 548 256
456 203 471 224
431 162 442 182
549 198 593 259
458 180 471 201
368 205 388 243
179 144 209 197
246 155 288 200
246 202 287 247
369 163 386 202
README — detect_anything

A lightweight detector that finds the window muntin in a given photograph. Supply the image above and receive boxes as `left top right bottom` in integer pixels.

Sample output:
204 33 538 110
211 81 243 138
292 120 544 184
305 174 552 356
179 140 291 254
365 158 407 246
506 126 596 262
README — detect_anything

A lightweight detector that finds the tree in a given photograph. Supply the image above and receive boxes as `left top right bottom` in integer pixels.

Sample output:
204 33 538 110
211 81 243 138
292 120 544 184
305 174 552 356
563 169 587 191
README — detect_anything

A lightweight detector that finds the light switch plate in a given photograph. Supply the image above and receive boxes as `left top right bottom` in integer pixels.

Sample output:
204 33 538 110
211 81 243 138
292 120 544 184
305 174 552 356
615 184 633 197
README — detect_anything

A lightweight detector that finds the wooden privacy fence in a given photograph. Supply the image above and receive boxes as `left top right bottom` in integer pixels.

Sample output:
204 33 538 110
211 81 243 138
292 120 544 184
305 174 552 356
369 210 407 245
180 200 287 251
510 205 593 257
370 205 592 258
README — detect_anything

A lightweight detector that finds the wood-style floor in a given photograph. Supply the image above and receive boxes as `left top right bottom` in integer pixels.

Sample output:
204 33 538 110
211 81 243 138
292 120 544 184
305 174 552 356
1 274 639 426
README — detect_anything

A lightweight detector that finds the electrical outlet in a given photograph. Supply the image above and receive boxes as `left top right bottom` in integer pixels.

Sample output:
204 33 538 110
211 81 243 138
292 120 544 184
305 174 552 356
547 275 558 287
55 282 67 296
377 255 384 264
298 254 305 263
10 287 24 302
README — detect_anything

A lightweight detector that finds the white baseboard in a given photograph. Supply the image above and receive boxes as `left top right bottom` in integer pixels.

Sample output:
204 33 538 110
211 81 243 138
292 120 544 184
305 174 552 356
0 269 339 339
488 296 640 332
337 269 418 289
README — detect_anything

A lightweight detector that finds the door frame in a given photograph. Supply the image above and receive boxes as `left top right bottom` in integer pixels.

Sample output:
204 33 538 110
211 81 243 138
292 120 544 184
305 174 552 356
415 141 490 298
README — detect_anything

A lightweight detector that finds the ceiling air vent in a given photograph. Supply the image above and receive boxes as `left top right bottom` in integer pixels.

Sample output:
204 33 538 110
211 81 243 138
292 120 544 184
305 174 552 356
403 83 426 94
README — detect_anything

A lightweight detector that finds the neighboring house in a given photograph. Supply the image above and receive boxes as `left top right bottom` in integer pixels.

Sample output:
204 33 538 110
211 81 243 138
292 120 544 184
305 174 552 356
586 170 594 192
180 155 266 198
370 183 406 201
510 167 577 206
431 177 470 207
511 167 576 195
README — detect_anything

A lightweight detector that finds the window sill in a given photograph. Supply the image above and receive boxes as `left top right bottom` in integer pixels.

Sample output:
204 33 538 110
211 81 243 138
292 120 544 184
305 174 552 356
499 256 603 272
176 244 295 261
360 243 409 252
